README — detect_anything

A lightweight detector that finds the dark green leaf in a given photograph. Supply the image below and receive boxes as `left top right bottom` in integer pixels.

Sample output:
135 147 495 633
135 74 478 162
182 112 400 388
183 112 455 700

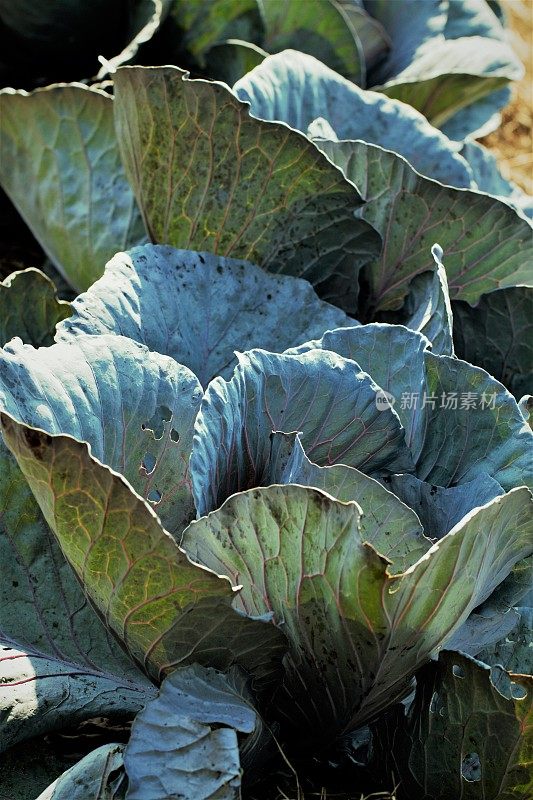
0 268 70 347
259 0 363 82
453 287 533 401
374 651 532 800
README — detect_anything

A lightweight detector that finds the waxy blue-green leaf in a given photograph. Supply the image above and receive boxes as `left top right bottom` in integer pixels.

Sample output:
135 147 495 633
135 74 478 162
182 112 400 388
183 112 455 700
183 484 533 740
441 86 512 141
477 606 533 675
191 348 413 516
386 472 504 541
288 324 430 462
113 65 380 312
399 244 454 356
453 287 533 401
234 50 473 188
445 555 533 657
0 414 287 687
418 354 533 491
292 324 533 491
313 137 533 314
0 334 202 535
373 651 532 800
366 0 522 130
377 39 521 129
55 244 352 387
35 744 127 800
0 84 146 292
124 665 264 800
0 268 70 348
364 0 447 83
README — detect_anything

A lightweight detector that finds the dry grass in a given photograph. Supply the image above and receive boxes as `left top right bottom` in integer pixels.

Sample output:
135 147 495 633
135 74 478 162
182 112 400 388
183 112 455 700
481 0 533 192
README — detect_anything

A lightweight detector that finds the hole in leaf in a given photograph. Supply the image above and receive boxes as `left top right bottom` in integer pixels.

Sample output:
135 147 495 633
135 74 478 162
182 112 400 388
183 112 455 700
147 488 162 504
170 428 180 443
461 752 481 782
453 664 465 678
510 682 527 700
142 405 172 439
141 453 156 475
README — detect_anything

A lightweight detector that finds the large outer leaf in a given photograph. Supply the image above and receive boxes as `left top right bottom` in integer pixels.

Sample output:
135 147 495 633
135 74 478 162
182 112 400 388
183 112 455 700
0 334 202 535
0 268 70 347
113 65 380 311
0 84 146 291
1 415 286 687
0 642 152 753
234 49 473 188
453 287 533 401
124 665 262 800
314 138 533 314
35 744 127 800
0 302 153 751
191 348 413 516
374 651 532 800
298 324 533 490
182 484 533 740
56 244 352 387
0 434 153 752
258 0 363 83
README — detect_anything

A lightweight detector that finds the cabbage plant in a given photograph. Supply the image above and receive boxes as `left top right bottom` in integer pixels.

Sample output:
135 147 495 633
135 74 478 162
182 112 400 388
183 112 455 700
0 243 531 799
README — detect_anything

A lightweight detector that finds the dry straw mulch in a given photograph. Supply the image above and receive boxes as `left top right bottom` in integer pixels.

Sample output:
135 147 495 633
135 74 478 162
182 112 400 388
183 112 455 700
482 0 533 193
